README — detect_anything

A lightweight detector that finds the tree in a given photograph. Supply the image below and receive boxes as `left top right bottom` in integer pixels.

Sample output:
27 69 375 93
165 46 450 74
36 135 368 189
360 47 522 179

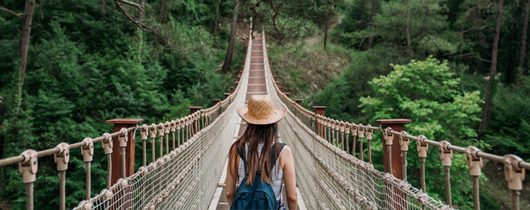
368 0 378 49
479 0 504 132
0 0 36 123
360 57 482 141
222 0 240 73
518 0 530 83
359 0 365 31
359 57 483 208
324 2 330 50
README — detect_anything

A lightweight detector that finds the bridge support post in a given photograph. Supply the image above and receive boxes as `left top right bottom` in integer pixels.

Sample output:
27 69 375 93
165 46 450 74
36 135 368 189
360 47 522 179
105 118 144 186
295 99 303 119
313 106 327 138
188 106 202 133
212 99 221 106
294 99 303 106
375 119 411 179
284 92 290 98
376 119 411 210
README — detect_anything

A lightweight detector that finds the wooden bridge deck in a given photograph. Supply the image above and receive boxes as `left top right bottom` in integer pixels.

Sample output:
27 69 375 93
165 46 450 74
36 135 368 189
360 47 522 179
209 32 305 210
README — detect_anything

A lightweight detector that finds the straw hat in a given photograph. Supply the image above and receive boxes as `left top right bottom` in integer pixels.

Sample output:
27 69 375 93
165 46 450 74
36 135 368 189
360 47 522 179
237 95 286 125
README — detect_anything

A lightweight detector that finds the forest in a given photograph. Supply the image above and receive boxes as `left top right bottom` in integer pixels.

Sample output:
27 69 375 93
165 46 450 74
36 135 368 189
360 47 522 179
0 0 529 209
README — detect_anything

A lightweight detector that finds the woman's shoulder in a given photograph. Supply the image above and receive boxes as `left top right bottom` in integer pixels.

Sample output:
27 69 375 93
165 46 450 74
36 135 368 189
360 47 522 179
281 145 292 153
279 145 292 159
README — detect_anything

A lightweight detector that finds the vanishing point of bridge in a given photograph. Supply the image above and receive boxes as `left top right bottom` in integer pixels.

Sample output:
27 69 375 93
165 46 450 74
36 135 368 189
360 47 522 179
0 23 527 210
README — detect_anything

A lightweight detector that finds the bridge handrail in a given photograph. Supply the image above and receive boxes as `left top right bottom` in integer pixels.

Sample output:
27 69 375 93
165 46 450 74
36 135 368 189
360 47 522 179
0 19 254 210
266 32 530 209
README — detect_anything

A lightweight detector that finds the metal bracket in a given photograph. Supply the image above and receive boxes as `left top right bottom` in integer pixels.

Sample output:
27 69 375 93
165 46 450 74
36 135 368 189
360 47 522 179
102 132 113 154
503 154 525 190
439 141 453 167
357 124 365 139
384 127 393 145
416 135 428 158
465 146 483 176
119 128 128 147
366 125 374 141
81 137 94 162
141 124 149 141
399 131 409 151
149 123 157 142
18 149 38 183
54 143 70 171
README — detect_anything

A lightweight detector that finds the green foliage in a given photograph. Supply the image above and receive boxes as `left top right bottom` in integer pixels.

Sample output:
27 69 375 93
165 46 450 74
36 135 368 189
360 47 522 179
268 43 351 99
359 57 485 208
360 57 483 143
484 76 530 161
0 0 243 208
307 45 410 123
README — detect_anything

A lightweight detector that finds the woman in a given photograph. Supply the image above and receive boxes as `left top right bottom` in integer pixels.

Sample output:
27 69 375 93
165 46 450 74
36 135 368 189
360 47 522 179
226 95 298 210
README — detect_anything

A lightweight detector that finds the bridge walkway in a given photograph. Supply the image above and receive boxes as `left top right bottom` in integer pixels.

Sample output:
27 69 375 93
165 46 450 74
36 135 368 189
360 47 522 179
210 32 305 210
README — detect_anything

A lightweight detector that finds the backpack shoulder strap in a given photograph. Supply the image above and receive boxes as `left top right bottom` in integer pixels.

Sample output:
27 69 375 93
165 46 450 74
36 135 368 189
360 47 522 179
238 143 248 175
270 143 286 171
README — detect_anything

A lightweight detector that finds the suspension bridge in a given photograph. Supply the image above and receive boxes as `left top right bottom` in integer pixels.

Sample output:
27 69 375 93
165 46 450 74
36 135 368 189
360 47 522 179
0 24 527 210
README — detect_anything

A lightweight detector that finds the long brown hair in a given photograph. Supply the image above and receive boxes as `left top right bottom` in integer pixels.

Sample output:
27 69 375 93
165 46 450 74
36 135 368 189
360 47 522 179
229 123 280 185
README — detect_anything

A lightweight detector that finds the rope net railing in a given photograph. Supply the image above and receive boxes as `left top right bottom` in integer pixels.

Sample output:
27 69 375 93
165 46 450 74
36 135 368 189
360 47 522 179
261 31 527 210
0 21 254 210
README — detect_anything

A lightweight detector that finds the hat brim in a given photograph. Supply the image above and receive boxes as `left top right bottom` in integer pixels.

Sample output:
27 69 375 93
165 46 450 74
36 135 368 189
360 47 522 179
237 105 286 125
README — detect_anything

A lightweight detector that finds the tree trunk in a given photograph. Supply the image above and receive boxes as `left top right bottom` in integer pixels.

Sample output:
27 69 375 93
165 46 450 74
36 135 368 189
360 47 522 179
518 0 530 83
159 0 166 23
212 0 220 33
270 0 281 45
324 8 329 50
221 0 240 73
14 0 36 122
137 0 145 63
359 0 365 31
479 0 504 132
406 0 411 47
368 0 378 49
419 1 430 37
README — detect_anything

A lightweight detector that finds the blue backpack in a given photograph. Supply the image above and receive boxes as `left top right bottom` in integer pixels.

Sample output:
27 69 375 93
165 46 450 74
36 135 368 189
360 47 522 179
230 143 286 210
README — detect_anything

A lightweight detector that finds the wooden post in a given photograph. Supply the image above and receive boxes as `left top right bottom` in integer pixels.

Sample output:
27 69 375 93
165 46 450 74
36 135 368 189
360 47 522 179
295 99 303 106
285 92 290 98
188 106 202 133
230 86 234 94
375 119 411 179
224 93 231 99
212 99 221 106
280 87 284 92
375 119 411 210
104 118 144 185
313 106 327 138
235 81 239 86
